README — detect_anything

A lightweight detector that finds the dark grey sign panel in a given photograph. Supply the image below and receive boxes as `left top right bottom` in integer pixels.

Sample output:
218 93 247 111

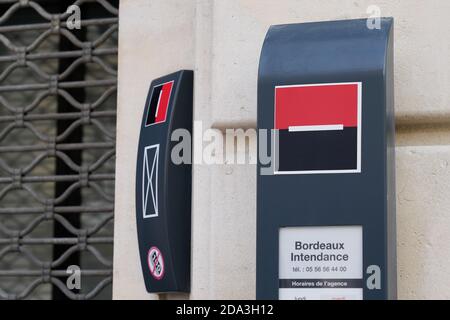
136 70 193 293
257 19 396 300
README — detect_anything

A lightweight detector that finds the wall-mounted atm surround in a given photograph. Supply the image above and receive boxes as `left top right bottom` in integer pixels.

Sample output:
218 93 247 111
257 18 396 300
135 70 193 293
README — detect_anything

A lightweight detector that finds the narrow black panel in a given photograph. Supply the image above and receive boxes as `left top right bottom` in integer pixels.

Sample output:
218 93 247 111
136 70 193 293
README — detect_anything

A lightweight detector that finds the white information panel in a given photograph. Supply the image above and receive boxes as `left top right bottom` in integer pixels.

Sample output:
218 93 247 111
279 225 363 300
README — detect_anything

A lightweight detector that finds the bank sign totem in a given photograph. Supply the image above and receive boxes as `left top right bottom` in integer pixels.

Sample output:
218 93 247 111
136 70 193 293
257 19 396 300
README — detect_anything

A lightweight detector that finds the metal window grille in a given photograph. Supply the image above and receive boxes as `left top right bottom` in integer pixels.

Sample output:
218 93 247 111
0 0 118 299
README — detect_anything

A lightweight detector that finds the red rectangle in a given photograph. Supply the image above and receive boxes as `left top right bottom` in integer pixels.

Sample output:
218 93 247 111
155 82 173 123
275 83 358 130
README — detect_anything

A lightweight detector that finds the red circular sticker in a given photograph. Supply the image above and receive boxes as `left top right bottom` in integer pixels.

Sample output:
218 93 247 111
147 246 165 280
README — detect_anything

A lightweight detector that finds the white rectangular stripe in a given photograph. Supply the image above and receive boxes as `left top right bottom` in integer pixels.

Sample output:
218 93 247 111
154 88 163 118
288 124 344 132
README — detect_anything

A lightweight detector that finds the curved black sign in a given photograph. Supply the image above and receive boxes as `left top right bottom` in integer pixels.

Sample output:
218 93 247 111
136 70 193 293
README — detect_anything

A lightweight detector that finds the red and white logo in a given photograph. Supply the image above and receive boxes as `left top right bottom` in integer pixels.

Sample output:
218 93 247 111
147 246 165 280
274 82 362 174
145 81 173 127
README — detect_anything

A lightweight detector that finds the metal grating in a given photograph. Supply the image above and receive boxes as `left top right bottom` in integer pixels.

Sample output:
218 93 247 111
0 0 118 299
